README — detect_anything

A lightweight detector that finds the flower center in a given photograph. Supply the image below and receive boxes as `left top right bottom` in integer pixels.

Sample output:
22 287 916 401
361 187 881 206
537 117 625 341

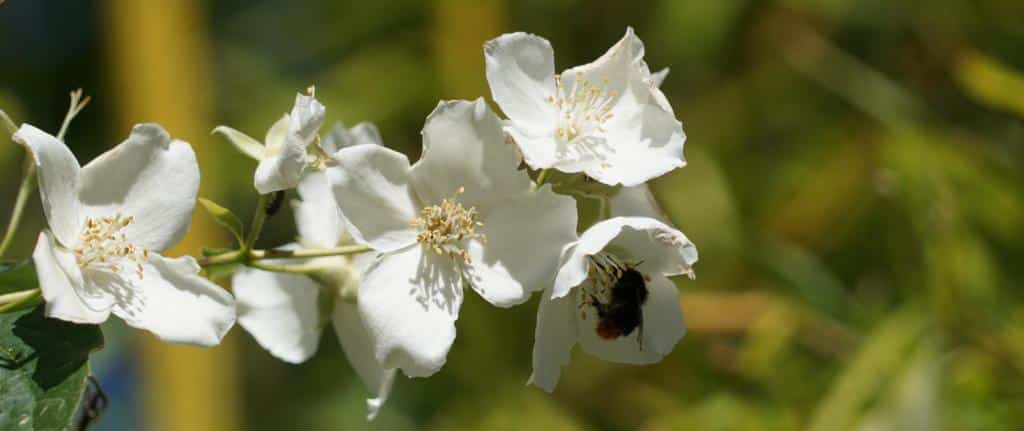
73 213 149 278
411 187 485 263
546 73 617 143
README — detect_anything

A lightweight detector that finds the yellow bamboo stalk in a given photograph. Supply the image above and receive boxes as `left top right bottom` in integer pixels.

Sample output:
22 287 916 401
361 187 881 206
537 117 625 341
102 2 239 431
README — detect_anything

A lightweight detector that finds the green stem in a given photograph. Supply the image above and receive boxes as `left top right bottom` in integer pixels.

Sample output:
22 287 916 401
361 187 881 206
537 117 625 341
197 244 372 267
0 109 16 134
244 194 270 251
248 261 319 275
0 288 41 313
0 159 36 258
534 169 550 189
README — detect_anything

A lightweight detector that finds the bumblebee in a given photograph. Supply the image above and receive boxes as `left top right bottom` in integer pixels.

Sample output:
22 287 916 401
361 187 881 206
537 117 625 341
584 264 649 347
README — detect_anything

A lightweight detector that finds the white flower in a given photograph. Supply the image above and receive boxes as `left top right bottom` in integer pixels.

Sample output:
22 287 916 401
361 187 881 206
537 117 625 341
214 92 326 194
329 99 578 377
529 216 697 392
13 123 235 346
484 28 686 187
232 123 395 420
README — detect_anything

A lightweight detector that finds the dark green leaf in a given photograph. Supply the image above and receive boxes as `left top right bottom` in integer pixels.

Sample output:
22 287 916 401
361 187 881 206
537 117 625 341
0 305 104 431
0 260 38 295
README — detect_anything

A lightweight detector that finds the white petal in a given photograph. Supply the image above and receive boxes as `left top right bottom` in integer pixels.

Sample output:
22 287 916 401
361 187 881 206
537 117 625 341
650 67 669 88
32 230 110 324
577 274 684 364
590 99 686 187
253 137 307 194
212 126 264 160
78 124 199 253
552 217 697 298
559 27 647 120
484 32 558 133
464 185 577 307
264 114 291 150
506 126 562 171
332 301 397 420
411 99 531 212
233 267 323 363
289 93 326 144
528 288 577 392
357 245 463 378
12 124 81 246
322 121 383 155
608 185 670 223
114 254 236 346
294 170 344 249
330 145 419 252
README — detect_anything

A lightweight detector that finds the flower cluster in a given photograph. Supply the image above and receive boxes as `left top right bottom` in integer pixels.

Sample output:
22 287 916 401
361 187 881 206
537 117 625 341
5 27 696 420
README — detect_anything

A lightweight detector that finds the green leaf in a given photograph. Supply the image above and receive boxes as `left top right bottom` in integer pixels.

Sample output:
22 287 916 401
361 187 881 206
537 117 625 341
0 304 104 431
197 198 245 246
0 260 38 295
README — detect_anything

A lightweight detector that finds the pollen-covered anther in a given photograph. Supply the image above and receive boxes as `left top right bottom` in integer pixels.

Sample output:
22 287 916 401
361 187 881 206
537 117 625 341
73 213 149 278
411 187 485 263
547 73 617 143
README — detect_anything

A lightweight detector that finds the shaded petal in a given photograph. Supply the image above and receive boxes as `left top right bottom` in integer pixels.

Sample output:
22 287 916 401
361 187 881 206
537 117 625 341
12 124 81 246
233 266 323 363
289 93 326 144
506 126 561 171
330 145 419 252
528 288 577 392
79 124 199 253
552 217 697 298
32 230 110 324
332 301 397 420
114 254 236 346
484 32 558 133
577 274 684 364
357 245 463 378
411 99 531 213
264 114 291 150
322 121 383 154
294 170 344 249
254 138 307 194
650 67 669 88
591 99 686 187
464 184 577 306
608 185 670 223
212 126 264 160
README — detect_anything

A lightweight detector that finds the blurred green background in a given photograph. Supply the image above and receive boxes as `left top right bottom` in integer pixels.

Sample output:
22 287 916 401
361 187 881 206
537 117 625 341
2 0 1024 430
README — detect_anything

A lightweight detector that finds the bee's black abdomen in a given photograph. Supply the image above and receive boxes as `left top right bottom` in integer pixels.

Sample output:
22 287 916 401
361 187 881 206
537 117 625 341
591 267 649 340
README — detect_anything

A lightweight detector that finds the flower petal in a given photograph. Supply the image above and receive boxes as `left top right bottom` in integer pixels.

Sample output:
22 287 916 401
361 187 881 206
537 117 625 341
114 254 236 346
233 266 323 363
12 124 81 246
484 32 558 133
264 114 291 150
32 230 110 324
528 288 577 392
330 145 419 252
552 217 697 298
294 170 344 249
332 300 397 420
253 137 307 194
322 121 383 154
650 67 669 88
78 124 199 253
464 184 577 307
357 245 463 378
289 93 326 144
576 274 685 364
608 185 670 223
411 99 531 213
590 99 686 187
212 126 264 160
